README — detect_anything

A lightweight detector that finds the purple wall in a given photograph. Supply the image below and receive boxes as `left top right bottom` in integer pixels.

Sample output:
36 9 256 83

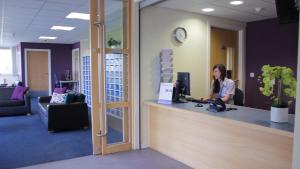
245 18 298 113
72 42 80 50
21 42 73 91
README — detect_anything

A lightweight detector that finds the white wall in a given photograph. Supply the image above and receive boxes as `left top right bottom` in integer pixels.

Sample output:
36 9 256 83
80 39 91 57
0 46 21 85
132 1 140 150
140 6 245 147
79 39 90 94
11 46 21 84
292 13 300 169
11 46 18 75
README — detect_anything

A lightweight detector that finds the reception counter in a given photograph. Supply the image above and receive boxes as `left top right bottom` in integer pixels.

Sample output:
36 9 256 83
145 101 294 169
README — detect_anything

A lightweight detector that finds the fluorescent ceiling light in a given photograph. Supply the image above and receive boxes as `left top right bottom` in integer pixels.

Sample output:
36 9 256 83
51 26 75 31
39 36 57 40
202 8 215 12
230 1 244 5
66 12 90 20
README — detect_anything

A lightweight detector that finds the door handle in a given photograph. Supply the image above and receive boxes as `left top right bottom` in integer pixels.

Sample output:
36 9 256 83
96 130 107 137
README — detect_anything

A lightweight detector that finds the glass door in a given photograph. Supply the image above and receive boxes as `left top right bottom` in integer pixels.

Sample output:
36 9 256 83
90 0 131 155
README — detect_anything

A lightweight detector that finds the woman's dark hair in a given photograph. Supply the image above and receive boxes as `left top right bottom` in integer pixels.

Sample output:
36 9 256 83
212 64 227 94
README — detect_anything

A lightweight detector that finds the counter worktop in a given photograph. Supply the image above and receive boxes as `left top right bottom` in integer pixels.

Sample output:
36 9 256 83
146 101 294 133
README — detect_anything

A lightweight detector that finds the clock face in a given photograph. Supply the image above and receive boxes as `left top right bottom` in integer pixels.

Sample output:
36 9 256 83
174 27 187 43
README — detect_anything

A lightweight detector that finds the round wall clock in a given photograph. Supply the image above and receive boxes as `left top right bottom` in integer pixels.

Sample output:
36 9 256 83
173 27 187 43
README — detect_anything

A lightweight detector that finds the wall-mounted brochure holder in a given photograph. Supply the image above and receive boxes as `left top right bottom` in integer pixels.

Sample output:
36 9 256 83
160 49 173 83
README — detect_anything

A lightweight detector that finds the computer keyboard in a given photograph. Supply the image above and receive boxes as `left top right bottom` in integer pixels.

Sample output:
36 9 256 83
187 97 211 104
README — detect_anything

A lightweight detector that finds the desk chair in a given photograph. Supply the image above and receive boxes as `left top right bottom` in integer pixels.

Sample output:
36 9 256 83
233 88 244 106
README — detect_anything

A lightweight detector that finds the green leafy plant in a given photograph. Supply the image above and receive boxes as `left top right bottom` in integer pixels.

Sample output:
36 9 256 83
258 65 297 108
107 37 121 48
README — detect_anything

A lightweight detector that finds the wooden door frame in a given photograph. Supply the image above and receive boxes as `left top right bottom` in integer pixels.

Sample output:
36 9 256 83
206 24 246 96
24 48 52 95
90 0 102 154
90 0 133 155
72 48 81 89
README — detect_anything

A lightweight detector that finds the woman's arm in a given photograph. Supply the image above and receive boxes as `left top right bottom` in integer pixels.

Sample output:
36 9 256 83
221 94 231 103
198 90 213 101
207 91 213 100
221 80 235 103
198 80 214 101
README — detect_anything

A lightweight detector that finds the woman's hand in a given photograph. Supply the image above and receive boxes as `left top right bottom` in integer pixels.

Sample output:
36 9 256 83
173 81 177 87
198 97 208 101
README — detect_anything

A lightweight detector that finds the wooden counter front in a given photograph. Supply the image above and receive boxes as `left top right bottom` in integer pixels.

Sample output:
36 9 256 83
146 102 293 169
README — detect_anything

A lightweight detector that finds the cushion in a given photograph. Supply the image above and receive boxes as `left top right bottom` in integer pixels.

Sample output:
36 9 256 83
66 91 85 103
75 93 85 102
0 100 25 107
50 93 67 104
10 86 28 100
65 93 76 104
53 87 67 94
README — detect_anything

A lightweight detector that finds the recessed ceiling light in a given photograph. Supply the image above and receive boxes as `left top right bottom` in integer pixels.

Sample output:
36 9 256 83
66 12 90 20
39 36 57 40
202 8 215 12
51 26 75 31
230 1 244 5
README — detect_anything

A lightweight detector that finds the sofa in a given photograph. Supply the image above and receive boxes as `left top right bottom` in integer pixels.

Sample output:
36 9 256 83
37 93 89 132
0 87 31 116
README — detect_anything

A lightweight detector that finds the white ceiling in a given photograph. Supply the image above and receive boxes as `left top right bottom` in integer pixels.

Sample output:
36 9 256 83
0 0 278 47
157 0 277 23
0 0 90 47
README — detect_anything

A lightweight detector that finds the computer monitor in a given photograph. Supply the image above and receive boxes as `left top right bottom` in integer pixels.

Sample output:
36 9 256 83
177 72 190 96
173 72 190 103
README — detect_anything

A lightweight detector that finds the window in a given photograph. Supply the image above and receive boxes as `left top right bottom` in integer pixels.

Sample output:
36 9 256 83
0 49 12 74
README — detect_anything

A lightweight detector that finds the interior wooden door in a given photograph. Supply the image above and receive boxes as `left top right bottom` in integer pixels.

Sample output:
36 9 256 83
90 0 132 155
210 27 238 81
27 50 49 92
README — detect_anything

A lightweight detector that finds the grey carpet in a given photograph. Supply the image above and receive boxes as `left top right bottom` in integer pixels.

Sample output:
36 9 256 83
19 149 192 169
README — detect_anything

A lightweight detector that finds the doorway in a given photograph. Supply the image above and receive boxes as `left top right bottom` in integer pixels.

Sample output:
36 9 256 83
210 27 238 82
25 49 51 96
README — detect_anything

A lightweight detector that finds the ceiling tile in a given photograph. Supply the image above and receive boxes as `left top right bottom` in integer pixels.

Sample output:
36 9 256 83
5 6 40 16
37 9 71 18
158 0 277 22
47 0 87 5
42 1 80 12
5 0 45 9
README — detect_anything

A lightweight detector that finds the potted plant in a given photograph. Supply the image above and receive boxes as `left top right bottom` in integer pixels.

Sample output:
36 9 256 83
258 65 297 123
107 37 121 48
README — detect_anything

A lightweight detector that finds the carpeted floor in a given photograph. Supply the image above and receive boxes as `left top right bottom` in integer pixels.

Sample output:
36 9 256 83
19 149 192 169
0 98 122 169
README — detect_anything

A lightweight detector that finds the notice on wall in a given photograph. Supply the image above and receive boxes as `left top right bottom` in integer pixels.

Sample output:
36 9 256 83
158 83 174 104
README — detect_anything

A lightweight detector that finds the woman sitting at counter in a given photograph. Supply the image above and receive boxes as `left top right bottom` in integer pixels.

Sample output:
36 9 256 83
200 64 235 104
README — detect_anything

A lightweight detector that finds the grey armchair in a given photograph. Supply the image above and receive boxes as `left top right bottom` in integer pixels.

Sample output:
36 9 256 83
0 87 31 116
37 93 89 132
